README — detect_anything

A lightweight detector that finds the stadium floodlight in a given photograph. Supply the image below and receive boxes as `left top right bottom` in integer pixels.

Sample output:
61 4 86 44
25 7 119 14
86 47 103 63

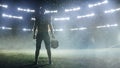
88 0 108 8
5 27 12 30
70 28 79 31
2 13 23 20
45 10 58 14
77 13 95 19
54 17 70 21
2 13 8 17
79 27 87 30
17 7 35 13
65 7 80 12
53 28 63 32
1 26 5 30
96 24 118 28
31 17 36 21
30 9 35 12
17 8 23 11
0 26 12 30
104 8 120 13
22 28 32 31
70 27 87 31
0 4 8 8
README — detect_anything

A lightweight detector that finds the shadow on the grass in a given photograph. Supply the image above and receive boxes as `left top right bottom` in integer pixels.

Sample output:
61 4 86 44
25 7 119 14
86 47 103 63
20 63 50 68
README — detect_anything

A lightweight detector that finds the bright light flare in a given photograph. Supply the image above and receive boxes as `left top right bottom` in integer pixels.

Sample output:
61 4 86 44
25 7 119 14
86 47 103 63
104 8 120 13
54 17 70 21
65 7 80 12
22 28 32 31
53 28 64 32
77 13 95 19
31 17 36 21
45 10 58 14
17 7 35 13
96 24 118 28
88 0 108 8
0 4 8 8
2 13 23 20
70 27 87 31
0 26 12 30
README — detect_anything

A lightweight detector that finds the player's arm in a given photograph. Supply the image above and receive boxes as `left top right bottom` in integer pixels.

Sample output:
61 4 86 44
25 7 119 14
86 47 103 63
33 19 37 39
49 22 55 39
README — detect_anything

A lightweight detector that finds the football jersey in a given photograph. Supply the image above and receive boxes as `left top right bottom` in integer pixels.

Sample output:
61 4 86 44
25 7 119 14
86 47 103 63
35 14 51 32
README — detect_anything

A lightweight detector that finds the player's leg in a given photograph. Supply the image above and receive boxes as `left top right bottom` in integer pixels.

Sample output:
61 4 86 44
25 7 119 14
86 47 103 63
46 46 51 64
44 34 51 64
45 42 51 64
34 38 42 64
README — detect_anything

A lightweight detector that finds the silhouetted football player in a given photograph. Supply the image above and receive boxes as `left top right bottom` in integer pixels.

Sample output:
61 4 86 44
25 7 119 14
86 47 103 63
33 7 55 65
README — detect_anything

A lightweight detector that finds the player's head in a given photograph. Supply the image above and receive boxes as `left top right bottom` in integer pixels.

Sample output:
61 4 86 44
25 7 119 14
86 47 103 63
35 6 45 16
39 7 45 14
34 7 43 18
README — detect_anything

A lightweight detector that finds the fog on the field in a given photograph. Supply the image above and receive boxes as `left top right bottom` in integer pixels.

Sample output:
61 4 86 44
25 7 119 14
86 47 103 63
0 28 120 50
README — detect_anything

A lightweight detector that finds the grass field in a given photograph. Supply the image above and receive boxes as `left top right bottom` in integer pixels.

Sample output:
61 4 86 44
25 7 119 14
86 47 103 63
0 49 120 68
